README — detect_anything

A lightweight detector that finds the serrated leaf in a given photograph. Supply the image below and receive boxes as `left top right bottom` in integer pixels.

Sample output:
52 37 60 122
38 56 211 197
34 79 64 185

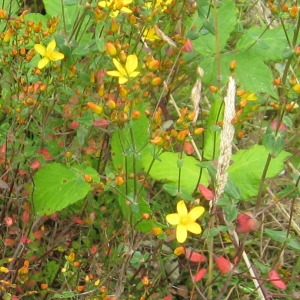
142 152 209 195
228 145 291 199
32 163 99 215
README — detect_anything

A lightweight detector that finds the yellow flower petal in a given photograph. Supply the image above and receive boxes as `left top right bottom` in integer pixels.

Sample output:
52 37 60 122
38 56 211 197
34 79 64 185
166 213 180 225
107 70 122 78
176 224 188 243
38 57 50 69
188 206 205 221
126 54 138 75
110 11 119 17
49 51 64 61
47 40 56 52
98 0 109 8
34 44 46 56
120 7 132 14
186 222 201 234
118 77 128 84
112 58 126 76
129 71 140 78
177 200 188 216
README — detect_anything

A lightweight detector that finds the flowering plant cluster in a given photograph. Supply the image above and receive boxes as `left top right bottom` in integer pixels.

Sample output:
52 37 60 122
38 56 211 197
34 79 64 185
0 0 298 299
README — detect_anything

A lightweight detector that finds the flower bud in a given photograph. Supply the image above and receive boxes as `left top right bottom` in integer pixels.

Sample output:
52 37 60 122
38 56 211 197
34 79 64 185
151 76 163 86
289 5 298 18
229 60 237 71
209 85 218 93
105 42 117 57
146 59 160 71
87 102 103 114
281 4 289 12
174 246 185 256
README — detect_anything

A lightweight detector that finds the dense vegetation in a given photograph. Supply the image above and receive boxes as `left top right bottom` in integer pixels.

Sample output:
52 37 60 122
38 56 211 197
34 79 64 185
0 0 299 299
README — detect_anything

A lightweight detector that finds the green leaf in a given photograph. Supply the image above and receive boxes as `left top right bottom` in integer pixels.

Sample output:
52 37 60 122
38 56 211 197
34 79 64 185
262 133 284 157
228 145 291 199
32 163 99 215
142 152 209 195
163 184 195 201
203 95 223 160
193 0 237 55
264 229 300 251
201 52 277 97
236 26 291 61
53 292 76 299
44 261 60 284
111 104 150 216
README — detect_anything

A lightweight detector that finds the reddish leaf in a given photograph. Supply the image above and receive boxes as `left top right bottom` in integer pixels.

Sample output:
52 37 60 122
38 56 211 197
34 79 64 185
183 141 195 155
4 217 14 226
214 256 233 274
192 268 207 282
93 118 110 127
30 159 41 169
198 184 214 200
268 270 287 290
4 238 16 247
185 249 206 263
20 237 32 244
38 148 52 160
33 230 44 240
69 121 80 129
181 39 193 52
236 211 260 233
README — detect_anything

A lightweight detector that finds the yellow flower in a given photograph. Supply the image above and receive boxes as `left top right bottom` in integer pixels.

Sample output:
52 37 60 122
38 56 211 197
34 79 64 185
107 54 140 84
145 0 172 12
98 0 132 17
34 40 64 69
166 200 204 243
143 27 161 42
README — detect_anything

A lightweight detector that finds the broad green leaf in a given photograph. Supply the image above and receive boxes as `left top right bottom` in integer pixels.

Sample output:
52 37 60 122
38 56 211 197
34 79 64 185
142 152 209 195
193 0 237 55
236 26 293 61
32 163 99 215
201 52 277 97
262 133 284 157
228 145 291 199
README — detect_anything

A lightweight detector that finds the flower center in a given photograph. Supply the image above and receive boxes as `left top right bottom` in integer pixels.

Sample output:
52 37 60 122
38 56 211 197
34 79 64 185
180 215 191 225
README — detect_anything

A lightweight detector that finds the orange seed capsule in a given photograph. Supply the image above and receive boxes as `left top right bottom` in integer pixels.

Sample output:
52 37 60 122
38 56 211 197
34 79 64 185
84 174 93 183
115 176 124 186
229 60 237 71
40 283 48 290
290 6 298 18
174 246 185 256
131 110 141 120
152 227 162 235
105 42 117 57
